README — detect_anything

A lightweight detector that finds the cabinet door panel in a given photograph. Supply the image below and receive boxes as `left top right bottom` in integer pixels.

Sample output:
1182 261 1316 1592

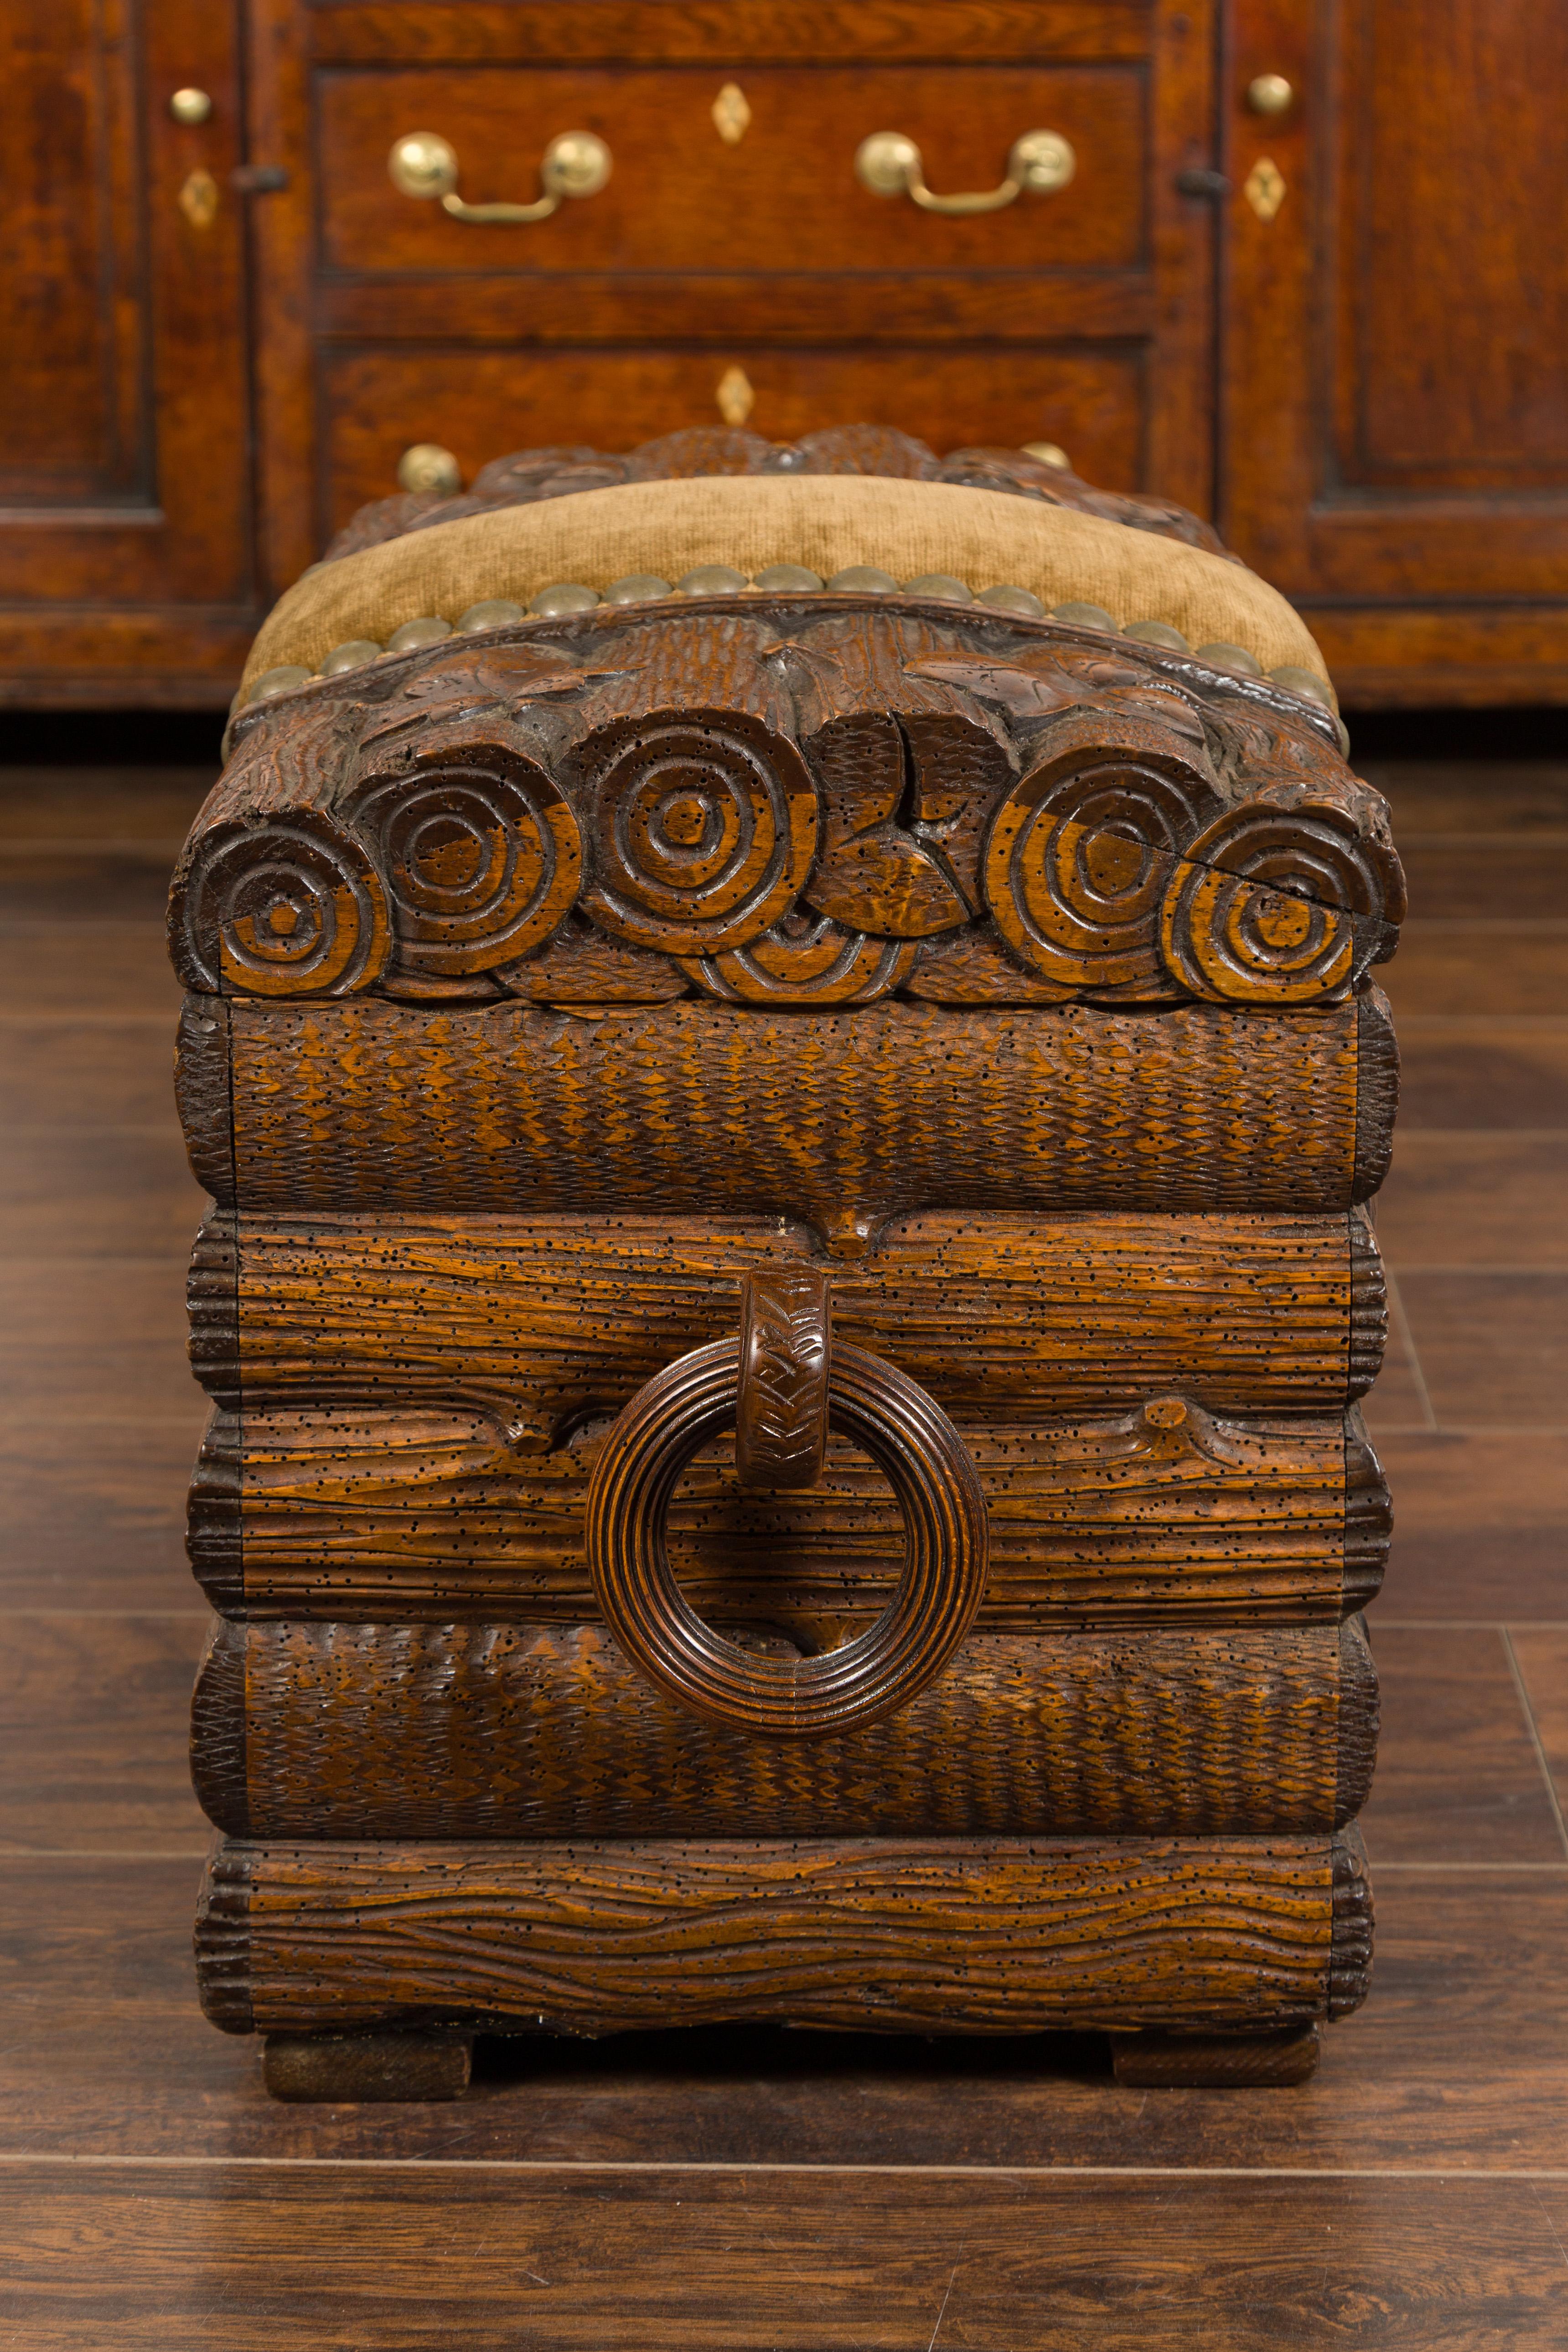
1223 0 1568 703
1339 5 1568 492
321 344 1144 535
0 0 257 702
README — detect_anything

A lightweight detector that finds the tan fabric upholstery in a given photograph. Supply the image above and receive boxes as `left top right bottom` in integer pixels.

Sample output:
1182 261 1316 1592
242 474 1329 693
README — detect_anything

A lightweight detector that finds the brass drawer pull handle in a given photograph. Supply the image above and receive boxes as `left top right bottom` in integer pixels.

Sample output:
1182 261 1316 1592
855 127 1075 215
586 1301 988 1741
388 128 611 224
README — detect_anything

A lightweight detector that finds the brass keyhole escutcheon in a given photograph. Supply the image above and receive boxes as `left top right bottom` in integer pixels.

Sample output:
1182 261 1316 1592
1244 157 1288 222
712 83 751 144
715 366 756 427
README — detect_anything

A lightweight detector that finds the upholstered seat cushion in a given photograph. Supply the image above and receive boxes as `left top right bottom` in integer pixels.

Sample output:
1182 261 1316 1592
241 473 1328 695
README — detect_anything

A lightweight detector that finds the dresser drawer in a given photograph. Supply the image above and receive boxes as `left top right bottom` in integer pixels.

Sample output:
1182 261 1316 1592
318 64 1145 280
321 343 1144 529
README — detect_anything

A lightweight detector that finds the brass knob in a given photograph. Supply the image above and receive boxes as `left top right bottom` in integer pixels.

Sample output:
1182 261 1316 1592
396 443 463 496
1247 73 1295 116
388 128 611 223
169 87 212 125
855 127 1075 215
388 131 459 201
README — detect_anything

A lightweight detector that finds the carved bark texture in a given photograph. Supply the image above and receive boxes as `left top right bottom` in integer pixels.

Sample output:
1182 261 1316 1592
177 992 1396 1232
191 1616 1377 1843
193 1831 1368 2038
1330 1823 1374 2018
188 1399 1386 1629
1344 1415 1393 1617
188 1205 1386 1428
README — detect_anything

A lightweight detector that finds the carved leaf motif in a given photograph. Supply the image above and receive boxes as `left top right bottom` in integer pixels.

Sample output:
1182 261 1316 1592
904 655 1089 721
799 709 973 937
794 616 1015 937
359 645 622 756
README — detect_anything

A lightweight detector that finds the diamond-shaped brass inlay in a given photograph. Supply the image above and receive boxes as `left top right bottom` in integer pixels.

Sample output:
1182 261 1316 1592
715 366 756 427
178 167 219 230
712 83 752 145
1244 157 1287 222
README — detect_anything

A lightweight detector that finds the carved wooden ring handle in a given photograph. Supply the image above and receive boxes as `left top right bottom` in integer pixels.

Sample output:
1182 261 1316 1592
585 1332 989 1741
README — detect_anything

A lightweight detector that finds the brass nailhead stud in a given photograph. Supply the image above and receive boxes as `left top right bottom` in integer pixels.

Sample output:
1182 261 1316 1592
977 585 1046 617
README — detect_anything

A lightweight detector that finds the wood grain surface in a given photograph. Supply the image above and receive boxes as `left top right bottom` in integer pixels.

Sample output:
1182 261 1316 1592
194 1830 1369 2038
14 2165 1568 2350
177 988 1397 1233
189 1615 1377 1842
189 1204 1387 1427
188 1398 1388 1628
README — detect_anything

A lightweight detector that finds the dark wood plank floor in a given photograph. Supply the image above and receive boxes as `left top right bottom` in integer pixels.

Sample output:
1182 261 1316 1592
1 756 1565 2348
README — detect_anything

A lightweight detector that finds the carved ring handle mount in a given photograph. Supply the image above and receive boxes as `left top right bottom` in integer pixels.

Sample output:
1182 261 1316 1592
585 1283 989 1740
388 129 612 223
855 128 1076 215
736 1266 831 1490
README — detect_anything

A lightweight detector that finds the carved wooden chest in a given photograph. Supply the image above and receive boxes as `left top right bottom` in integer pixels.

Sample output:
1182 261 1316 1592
178 428 1397 2099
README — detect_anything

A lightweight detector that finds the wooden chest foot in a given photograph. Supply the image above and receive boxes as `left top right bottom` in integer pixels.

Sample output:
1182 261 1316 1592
261 2032 473 2103
1109 2025 1320 2088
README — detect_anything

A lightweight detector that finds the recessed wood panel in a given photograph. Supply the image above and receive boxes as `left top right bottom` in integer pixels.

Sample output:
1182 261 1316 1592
1222 0 1568 688
322 343 1144 528
0 0 259 699
318 66 1146 278
1337 0 1568 491
0 0 145 502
